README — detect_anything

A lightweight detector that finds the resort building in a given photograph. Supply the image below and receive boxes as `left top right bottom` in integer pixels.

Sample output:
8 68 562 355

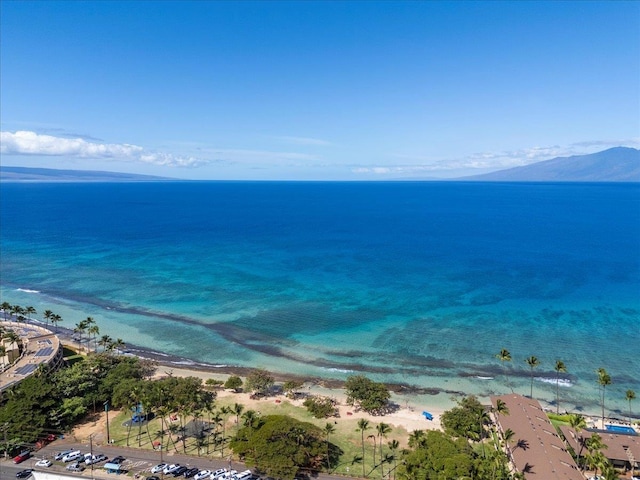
490 393 583 480
0 322 64 392
559 425 640 473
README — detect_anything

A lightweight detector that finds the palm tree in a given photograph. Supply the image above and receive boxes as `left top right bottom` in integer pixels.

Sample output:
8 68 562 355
376 422 392 477
1 301 10 320
387 439 399 480
356 418 370 477
25 306 36 323
0 345 6 369
626 389 636 423
597 368 612 427
525 355 540 398
43 309 53 328
98 335 114 352
502 427 515 450
87 323 100 353
113 338 126 354
242 409 259 429
83 317 97 352
496 348 512 391
569 413 587 468
232 403 244 432
554 360 567 414
408 429 426 449
367 434 377 476
10 305 25 322
74 320 88 351
585 433 609 476
494 398 509 417
51 313 62 333
324 422 336 471
219 406 231 457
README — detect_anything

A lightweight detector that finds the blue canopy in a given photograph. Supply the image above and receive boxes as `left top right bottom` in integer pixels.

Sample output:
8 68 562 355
422 411 433 421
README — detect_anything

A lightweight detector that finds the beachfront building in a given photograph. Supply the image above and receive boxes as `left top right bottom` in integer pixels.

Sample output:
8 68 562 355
0 322 64 392
490 393 583 480
559 424 640 473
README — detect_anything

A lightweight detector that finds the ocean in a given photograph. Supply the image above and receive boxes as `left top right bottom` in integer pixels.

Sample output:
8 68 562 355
1 181 638 415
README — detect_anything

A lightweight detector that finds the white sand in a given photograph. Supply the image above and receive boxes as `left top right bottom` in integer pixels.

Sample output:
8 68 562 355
153 366 444 432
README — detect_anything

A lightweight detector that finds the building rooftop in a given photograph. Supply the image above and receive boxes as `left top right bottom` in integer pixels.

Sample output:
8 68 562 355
491 393 583 480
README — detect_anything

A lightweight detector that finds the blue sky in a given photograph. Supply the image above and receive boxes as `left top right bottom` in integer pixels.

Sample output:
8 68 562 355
1 1 638 180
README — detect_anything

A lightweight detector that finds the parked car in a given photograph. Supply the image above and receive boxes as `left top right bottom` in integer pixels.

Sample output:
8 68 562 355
210 469 227 480
147 477 161 480
173 466 189 477
235 470 252 480
184 467 200 478
54 449 74 460
66 461 85 472
151 463 168 473
164 464 182 475
13 450 31 464
62 450 82 463
15 470 33 479
86 453 108 464
195 470 212 480
35 459 52 467
111 455 126 464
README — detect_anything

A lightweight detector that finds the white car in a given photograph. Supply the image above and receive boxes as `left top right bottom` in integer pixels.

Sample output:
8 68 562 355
54 450 73 461
210 469 227 480
235 470 252 480
62 451 82 463
195 470 212 480
35 459 52 468
163 464 182 475
151 463 168 473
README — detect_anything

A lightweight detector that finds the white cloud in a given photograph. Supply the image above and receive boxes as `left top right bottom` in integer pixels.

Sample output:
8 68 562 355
355 139 640 177
0 130 205 167
0 131 323 170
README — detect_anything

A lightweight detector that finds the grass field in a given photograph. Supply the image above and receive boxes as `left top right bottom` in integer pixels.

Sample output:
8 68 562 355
105 395 409 479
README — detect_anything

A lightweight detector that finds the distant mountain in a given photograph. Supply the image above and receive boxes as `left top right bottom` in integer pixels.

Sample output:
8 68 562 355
0 166 174 182
460 147 640 182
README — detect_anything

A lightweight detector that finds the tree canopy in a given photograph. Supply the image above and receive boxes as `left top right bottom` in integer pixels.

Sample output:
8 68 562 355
230 414 327 480
344 375 391 414
440 395 486 440
244 369 275 396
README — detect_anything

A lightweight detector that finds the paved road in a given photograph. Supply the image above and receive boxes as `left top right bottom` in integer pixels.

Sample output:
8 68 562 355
0 439 354 480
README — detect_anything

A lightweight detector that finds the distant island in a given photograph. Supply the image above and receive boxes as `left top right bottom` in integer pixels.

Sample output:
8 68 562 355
0 166 173 182
459 146 640 182
2 147 638 182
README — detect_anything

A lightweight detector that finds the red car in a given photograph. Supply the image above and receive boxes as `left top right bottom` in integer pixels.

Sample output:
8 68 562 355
13 450 31 464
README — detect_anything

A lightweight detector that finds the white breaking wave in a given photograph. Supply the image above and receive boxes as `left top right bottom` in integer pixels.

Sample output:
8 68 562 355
17 288 40 294
324 367 354 373
536 376 573 387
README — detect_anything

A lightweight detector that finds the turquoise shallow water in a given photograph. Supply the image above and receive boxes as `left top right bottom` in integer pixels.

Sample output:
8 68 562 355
1 181 638 415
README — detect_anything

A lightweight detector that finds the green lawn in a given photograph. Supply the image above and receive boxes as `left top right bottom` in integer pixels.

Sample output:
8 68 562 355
105 396 409 479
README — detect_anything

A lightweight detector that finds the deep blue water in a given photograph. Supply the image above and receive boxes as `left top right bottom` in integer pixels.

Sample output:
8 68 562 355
1 181 638 413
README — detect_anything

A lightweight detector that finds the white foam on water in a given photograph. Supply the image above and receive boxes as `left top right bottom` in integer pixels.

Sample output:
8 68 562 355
536 376 573 387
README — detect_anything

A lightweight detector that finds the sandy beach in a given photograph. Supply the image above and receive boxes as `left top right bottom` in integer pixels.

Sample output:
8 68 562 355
151 365 444 433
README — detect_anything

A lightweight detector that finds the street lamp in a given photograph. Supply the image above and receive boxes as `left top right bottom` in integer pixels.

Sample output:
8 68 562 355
104 400 110 444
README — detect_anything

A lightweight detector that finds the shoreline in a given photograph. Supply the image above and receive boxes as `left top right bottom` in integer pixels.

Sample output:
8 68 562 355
148 364 446 433
11 316 635 422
